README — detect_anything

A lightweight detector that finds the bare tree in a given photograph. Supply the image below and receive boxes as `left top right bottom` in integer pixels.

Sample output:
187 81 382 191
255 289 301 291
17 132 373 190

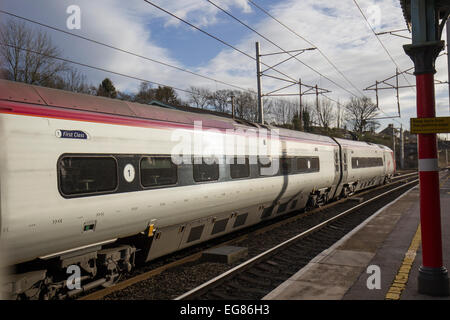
265 98 297 126
314 98 336 129
188 86 212 109
44 68 91 93
0 20 68 85
210 89 233 113
344 97 379 133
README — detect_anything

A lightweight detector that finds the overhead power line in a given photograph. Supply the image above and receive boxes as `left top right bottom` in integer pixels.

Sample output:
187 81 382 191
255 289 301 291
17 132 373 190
142 0 302 84
0 10 253 94
247 0 365 97
0 42 196 95
352 0 415 94
206 0 360 98
322 93 403 126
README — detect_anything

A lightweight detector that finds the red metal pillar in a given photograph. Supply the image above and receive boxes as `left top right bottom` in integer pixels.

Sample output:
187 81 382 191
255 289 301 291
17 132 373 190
403 0 449 297
416 73 443 269
405 40 449 296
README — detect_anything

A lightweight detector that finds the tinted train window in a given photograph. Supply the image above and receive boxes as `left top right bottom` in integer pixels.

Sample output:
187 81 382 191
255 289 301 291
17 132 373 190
296 157 308 172
343 153 348 171
351 157 383 168
141 156 177 187
294 157 320 173
230 157 250 179
310 157 320 172
193 157 219 182
280 157 292 174
59 157 117 196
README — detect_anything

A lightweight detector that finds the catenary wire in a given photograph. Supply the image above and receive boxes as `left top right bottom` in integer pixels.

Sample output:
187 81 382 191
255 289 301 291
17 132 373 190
206 0 361 98
352 0 415 94
247 0 366 97
0 42 198 95
0 10 254 94
142 0 302 84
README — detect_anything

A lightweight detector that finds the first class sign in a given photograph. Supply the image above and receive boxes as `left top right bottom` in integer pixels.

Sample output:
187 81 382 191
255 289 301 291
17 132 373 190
56 129 88 139
410 117 450 134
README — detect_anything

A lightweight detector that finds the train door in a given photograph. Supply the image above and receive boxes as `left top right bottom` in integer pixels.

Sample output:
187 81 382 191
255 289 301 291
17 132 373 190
333 147 341 185
341 148 349 184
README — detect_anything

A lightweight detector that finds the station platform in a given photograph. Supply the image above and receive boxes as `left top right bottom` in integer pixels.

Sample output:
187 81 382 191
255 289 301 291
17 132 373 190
263 170 450 300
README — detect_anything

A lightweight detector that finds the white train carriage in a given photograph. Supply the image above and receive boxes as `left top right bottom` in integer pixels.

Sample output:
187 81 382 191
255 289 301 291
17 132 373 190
0 79 394 298
334 138 395 196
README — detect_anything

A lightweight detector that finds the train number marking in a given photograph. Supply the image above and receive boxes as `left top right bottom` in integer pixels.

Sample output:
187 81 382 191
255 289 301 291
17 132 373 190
52 218 63 224
123 164 135 183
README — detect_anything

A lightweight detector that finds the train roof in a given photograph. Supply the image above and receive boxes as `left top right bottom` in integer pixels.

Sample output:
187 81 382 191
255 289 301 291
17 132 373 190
0 79 237 130
334 137 392 151
0 79 339 145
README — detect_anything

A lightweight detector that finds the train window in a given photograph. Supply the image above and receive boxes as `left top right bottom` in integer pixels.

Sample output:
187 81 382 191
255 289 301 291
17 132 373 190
280 157 292 174
360 158 367 168
294 157 319 173
230 157 250 179
351 157 383 169
343 153 348 171
310 157 320 172
296 157 308 172
59 156 117 196
140 156 177 187
334 152 339 172
193 157 219 182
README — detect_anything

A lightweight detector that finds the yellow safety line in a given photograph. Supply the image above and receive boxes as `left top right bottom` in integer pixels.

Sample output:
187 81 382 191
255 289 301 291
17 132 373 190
385 225 421 300
385 171 449 300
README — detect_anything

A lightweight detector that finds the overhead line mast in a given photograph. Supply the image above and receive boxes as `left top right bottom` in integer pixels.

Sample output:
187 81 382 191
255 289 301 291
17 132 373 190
142 0 299 84
206 0 359 98
247 0 365 97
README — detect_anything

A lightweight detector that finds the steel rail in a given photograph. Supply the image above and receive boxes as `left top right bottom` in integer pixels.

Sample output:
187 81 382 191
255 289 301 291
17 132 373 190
78 172 417 300
174 178 419 300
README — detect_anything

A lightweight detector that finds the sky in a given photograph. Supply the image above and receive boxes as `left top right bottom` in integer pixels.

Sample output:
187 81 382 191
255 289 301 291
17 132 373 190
0 0 449 133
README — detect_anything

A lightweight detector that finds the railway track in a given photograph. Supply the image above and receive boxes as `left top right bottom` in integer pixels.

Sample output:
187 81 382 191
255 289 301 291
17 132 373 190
175 178 419 300
79 172 418 300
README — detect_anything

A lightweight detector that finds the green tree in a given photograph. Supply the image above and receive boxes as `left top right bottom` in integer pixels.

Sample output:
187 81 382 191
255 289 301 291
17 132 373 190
97 78 117 98
155 86 180 106
292 113 301 131
302 106 312 132
134 82 156 104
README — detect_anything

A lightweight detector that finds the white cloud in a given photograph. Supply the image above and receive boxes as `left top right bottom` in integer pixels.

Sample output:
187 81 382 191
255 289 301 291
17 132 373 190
1 0 448 131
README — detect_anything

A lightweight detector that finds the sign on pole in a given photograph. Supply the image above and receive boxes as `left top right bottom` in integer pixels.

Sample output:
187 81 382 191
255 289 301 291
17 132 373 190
410 117 450 134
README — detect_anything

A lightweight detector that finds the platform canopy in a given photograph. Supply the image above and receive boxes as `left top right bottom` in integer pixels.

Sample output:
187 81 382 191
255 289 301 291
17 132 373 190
400 0 450 29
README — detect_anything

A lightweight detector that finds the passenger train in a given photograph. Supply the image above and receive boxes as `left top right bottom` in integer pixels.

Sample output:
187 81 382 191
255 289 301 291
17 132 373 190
0 79 395 299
